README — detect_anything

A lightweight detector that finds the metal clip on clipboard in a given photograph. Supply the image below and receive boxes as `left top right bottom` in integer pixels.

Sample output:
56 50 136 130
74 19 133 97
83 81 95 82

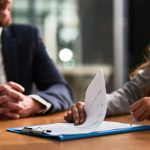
21 127 51 135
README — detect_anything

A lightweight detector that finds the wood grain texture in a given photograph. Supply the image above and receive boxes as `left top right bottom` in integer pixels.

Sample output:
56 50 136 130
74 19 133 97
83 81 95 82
1 112 150 150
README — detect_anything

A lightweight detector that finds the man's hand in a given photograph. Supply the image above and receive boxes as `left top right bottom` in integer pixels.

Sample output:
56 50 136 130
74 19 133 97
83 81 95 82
0 82 44 119
3 95 44 118
129 97 150 122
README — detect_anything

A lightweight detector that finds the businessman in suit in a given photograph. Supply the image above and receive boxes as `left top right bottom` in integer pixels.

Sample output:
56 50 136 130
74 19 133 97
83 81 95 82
0 0 73 119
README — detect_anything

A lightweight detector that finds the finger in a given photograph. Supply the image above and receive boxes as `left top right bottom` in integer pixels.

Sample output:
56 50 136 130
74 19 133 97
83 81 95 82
76 102 86 124
0 84 11 94
0 85 23 101
0 84 24 101
0 107 9 114
64 110 74 123
0 95 18 104
132 103 146 121
129 99 143 112
0 95 12 105
71 104 80 125
5 112 20 119
7 89 24 101
6 82 25 93
3 102 23 112
138 110 149 121
64 115 68 122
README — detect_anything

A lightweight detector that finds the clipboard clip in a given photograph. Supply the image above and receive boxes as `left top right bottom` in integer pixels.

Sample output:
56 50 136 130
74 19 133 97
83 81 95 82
21 127 52 135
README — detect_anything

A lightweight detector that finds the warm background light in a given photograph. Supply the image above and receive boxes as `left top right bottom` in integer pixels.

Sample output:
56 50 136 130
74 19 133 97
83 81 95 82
59 48 73 62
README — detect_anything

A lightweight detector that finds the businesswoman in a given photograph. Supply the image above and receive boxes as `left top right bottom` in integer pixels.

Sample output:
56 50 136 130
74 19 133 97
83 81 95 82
64 45 150 125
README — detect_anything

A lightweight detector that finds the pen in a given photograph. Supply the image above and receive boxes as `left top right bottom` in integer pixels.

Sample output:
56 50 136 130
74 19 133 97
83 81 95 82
130 111 136 126
130 118 136 126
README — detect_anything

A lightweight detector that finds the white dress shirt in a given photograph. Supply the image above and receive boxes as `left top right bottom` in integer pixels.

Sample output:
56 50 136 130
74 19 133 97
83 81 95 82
0 28 51 114
0 28 7 84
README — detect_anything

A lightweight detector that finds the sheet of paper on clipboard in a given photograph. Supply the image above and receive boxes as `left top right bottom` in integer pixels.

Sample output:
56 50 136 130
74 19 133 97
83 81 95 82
40 68 107 135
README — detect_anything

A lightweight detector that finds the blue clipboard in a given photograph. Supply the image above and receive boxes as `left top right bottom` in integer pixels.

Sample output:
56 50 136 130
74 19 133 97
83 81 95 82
7 124 150 141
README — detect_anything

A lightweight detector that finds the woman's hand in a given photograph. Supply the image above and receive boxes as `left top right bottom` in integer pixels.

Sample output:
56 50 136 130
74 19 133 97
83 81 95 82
129 97 150 121
64 102 86 125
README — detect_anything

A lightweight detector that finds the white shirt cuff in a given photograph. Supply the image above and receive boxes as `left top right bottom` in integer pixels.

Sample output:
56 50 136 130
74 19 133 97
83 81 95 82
29 94 52 114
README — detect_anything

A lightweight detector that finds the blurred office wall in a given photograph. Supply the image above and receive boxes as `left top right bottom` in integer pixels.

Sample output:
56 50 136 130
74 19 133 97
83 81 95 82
12 0 130 100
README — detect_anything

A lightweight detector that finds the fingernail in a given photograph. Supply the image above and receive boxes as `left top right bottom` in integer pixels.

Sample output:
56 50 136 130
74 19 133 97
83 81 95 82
75 121 79 125
21 87 25 92
14 114 20 119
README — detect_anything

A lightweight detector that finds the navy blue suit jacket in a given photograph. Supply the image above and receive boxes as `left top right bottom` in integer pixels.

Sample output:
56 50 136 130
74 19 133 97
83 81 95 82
1 24 73 113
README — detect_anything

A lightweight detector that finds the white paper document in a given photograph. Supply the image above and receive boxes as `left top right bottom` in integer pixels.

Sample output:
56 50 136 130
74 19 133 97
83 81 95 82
20 69 138 135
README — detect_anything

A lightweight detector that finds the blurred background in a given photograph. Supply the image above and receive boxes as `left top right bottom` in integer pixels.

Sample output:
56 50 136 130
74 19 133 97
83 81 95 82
12 0 150 100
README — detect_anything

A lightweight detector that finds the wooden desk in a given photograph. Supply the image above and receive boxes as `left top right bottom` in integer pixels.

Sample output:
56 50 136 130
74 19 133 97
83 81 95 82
1 113 150 150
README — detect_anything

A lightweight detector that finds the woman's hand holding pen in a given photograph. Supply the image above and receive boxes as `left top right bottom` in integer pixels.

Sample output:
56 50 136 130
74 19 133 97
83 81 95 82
129 97 150 122
64 101 86 125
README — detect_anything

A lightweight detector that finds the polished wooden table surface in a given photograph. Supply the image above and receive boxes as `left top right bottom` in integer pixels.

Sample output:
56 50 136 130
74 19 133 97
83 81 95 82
1 112 150 150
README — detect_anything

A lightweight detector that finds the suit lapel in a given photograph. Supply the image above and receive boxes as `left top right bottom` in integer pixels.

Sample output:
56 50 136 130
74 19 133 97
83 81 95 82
2 26 18 82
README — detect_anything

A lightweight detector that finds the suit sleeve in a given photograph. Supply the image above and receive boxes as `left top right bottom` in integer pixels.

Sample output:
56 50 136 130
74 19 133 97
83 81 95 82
106 68 150 116
31 27 73 113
